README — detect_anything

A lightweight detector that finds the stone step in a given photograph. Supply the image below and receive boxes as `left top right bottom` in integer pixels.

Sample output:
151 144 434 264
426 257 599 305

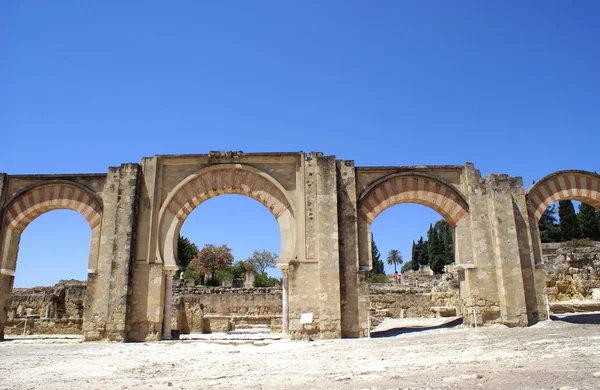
430 306 457 317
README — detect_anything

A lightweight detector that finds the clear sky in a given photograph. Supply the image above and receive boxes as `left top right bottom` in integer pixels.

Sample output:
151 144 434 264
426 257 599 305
1 1 599 286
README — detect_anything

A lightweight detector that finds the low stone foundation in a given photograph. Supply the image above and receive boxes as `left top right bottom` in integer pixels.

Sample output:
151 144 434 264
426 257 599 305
6 280 86 335
368 272 461 329
172 281 283 335
4 318 83 336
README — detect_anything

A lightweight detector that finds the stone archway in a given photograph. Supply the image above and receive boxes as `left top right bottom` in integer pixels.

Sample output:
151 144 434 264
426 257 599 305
357 172 469 270
358 172 469 227
156 163 297 338
0 181 103 340
1 181 103 274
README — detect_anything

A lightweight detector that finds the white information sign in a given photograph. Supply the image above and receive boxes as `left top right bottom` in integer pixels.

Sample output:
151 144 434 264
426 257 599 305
299 312 313 324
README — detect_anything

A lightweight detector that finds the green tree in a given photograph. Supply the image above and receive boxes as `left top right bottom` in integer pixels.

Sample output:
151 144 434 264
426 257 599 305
538 205 561 243
427 223 446 274
415 236 428 269
246 250 278 276
371 234 385 274
578 203 600 241
386 249 403 273
188 244 234 284
177 235 199 270
559 200 581 241
434 219 454 264
401 261 415 273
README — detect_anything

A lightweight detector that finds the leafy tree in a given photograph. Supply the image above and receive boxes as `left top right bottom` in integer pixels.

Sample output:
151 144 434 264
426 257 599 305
578 203 600 241
177 235 199 270
386 249 403 273
253 273 280 287
538 205 561 243
371 234 385 274
401 260 415 273
247 250 278 275
215 260 251 283
558 200 581 241
188 244 234 282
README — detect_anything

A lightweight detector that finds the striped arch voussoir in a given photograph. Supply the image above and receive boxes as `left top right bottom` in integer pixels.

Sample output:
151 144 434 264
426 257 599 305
358 174 469 226
527 170 600 223
167 165 293 223
3 182 103 234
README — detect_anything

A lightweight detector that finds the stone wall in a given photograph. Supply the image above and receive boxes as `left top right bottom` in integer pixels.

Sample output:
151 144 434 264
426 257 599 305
4 280 85 335
172 281 283 335
543 243 600 305
368 273 461 328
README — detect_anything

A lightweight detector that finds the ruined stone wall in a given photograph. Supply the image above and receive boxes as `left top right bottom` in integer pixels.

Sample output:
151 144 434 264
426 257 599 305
4 280 86 335
543 244 600 303
9 280 86 319
172 282 282 334
368 273 461 328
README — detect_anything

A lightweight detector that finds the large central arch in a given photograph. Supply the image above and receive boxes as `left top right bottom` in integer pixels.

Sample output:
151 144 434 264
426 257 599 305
157 164 297 271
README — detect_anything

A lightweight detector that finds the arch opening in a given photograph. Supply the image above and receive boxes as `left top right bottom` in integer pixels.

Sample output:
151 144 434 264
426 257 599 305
157 164 296 272
0 182 103 338
156 164 296 338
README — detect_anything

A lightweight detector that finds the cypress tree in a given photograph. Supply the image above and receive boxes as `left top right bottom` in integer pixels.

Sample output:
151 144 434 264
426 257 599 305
578 203 600 241
371 234 385 274
416 236 428 268
558 200 581 241
411 240 416 264
435 219 454 265
538 205 561 243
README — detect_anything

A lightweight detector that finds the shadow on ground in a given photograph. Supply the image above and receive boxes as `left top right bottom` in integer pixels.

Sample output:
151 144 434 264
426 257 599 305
550 312 600 325
370 317 464 338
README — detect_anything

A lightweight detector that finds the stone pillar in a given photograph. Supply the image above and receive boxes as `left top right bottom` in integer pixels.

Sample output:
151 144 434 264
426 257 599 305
281 267 289 335
0 271 14 341
335 160 362 337
315 155 342 339
162 269 176 340
245 270 255 288
84 163 141 341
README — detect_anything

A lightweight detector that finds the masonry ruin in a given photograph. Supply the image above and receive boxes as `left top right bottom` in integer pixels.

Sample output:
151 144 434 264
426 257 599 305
1 151 600 341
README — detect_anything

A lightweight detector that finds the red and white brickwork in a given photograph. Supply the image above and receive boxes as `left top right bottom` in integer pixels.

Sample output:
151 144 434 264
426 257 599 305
527 171 600 223
4 184 102 233
167 167 291 222
358 175 468 226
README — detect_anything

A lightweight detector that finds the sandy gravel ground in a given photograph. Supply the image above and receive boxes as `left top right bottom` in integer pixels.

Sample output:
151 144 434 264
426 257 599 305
1 313 600 390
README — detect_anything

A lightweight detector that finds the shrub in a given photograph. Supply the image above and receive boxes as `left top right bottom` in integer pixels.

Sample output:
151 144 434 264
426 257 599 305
561 238 596 248
253 273 280 287
368 273 389 284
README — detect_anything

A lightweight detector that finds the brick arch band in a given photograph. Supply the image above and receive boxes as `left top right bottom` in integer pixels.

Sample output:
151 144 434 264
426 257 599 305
157 164 297 270
358 173 469 226
526 170 600 223
3 182 103 234
1 181 103 274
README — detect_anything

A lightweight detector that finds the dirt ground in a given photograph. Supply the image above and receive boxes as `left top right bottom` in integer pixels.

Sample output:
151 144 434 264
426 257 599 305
1 313 600 390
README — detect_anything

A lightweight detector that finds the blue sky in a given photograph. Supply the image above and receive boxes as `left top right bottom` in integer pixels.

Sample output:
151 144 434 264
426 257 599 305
1 1 599 286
